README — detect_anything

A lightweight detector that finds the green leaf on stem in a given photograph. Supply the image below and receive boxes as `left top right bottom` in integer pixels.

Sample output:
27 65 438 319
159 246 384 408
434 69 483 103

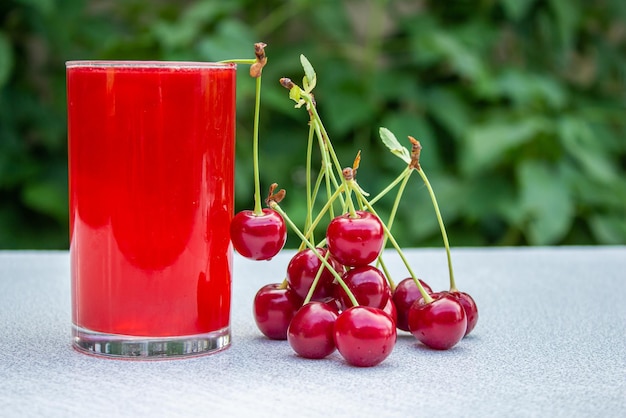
300 54 316 92
289 85 302 103
379 127 411 164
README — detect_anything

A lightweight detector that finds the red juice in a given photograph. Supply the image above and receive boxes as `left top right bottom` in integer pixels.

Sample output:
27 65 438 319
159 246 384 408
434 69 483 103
67 61 236 357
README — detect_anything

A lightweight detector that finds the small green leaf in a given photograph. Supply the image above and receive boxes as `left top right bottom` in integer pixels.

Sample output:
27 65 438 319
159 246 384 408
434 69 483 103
300 54 316 92
379 127 411 164
289 85 302 103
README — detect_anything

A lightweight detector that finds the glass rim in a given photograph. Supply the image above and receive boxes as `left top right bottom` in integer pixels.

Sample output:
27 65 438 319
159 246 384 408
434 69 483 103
65 60 237 69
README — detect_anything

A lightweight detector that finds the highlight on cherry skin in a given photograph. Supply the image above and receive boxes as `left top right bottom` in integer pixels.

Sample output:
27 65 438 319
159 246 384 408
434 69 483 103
230 208 286 261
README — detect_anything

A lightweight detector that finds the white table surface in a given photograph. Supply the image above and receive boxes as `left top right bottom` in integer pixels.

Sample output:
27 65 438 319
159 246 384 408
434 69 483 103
1 247 625 417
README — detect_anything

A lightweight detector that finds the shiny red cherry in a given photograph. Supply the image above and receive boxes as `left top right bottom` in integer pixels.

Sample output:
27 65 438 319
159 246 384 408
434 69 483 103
230 209 286 260
253 283 302 340
334 306 396 367
335 265 390 310
286 247 343 300
392 277 433 332
326 211 384 267
408 292 466 350
287 302 338 359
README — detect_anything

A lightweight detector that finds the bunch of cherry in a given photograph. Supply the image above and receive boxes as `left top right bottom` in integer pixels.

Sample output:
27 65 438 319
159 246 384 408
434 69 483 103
227 45 478 367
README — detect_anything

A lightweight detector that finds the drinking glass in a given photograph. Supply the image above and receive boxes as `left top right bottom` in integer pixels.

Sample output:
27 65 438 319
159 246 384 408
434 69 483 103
66 61 236 358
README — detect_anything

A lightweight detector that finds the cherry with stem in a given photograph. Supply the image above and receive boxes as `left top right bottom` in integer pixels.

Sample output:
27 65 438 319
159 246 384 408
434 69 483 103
228 43 287 261
408 136 478 336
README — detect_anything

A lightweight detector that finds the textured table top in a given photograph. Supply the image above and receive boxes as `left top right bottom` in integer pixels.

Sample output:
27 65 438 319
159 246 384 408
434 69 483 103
1 247 625 417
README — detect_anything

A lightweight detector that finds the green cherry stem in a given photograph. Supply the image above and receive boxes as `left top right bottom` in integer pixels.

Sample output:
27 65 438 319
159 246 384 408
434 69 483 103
415 167 457 291
313 120 336 220
369 166 412 207
381 167 412 249
344 168 358 218
304 121 315 240
376 255 395 290
302 250 331 305
219 59 256 64
270 201 359 307
374 170 412 287
312 119 344 216
304 95 345 183
251 75 264 215
350 181 433 303
298 184 345 252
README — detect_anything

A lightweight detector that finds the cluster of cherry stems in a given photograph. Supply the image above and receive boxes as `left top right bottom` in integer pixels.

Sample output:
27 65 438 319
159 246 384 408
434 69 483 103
226 44 478 367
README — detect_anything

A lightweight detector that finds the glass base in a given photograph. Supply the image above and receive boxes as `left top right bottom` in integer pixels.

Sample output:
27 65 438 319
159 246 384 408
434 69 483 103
72 324 231 360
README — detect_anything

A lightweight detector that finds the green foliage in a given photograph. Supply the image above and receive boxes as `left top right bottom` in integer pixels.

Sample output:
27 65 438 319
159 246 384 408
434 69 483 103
1 0 625 249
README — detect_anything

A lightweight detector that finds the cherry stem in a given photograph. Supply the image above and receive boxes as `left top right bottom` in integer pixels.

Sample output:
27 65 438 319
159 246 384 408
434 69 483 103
302 250 331 305
304 122 315 242
343 178 358 218
369 166 412 206
376 255 395 290
298 185 345 252
219 59 256 64
415 167 457 291
313 119 344 216
350 181 433 303
304 95 348 192
251 75 264 215
381 167 412 252
375 169 413 289
270 202 359 307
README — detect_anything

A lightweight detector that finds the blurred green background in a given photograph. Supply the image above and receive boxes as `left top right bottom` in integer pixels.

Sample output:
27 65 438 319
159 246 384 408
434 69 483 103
1 0 625 249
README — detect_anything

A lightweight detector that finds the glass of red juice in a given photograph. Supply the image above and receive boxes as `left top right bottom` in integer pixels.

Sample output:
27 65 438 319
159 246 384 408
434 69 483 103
66 61 236 359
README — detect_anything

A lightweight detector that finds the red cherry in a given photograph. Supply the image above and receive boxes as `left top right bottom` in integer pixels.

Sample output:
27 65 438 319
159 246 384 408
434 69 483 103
408 292 467 350
253 283 302 340
230 209 286 260
334 306 396 367
287 302 338 359
392 277 433 332
335 265 390 310
447 291 478 336
286 247 343 300
326 211 384 267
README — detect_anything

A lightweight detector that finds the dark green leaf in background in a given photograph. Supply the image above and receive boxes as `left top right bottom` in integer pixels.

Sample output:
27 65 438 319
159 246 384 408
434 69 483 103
517 160 575 245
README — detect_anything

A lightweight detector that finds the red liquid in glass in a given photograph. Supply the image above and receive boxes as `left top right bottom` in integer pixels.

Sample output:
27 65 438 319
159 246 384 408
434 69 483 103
68 63 236 337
